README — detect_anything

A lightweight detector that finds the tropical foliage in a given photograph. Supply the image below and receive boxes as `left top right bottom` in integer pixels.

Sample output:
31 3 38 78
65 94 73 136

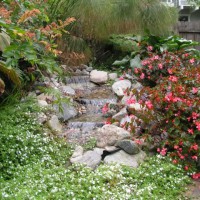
0 0 74 98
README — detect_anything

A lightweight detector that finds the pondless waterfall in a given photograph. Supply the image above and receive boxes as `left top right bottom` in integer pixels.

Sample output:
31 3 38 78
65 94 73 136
61 75 117 144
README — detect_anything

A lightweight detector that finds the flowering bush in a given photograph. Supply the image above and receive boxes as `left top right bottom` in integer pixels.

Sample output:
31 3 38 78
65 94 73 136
124 60 200 171
109 36 200 172
133 50 198 87
144 64 200 171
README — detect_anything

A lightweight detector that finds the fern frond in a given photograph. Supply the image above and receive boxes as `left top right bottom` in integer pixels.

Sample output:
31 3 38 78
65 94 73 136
0 61 21 86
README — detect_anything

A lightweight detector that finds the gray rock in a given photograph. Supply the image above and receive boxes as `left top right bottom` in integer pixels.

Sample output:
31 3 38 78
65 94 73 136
75 69 82 74
86 66 93 72
70 150 102 169
53 103 78 121
116 140 140 155
104 150 146 168
90 70 108 84
82 69 90 75
60 86 75 96
95 125 131 148
108 73 118 80
112 80 131 96
94 148 104 156
38 100 48 107
112 107 127 121
48 115 62 133
80 64 88 69
71 146 84 158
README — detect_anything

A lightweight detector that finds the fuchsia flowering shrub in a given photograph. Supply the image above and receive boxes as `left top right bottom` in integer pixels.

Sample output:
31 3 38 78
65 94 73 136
134 50 198 87
110 49 200 172
143 65 200 171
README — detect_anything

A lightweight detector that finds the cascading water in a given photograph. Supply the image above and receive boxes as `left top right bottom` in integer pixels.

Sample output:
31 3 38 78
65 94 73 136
62 75 117 144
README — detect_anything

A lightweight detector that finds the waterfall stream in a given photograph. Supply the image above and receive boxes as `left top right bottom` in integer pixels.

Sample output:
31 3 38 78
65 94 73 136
61 75 117 144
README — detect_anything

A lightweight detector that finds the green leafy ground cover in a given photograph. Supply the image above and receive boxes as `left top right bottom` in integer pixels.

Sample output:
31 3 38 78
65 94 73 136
0 99 191 199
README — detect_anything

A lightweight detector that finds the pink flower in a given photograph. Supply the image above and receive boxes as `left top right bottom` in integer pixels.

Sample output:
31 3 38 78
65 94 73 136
191 155 198 161
158 63 163 69
145 100 153 110
129 114 135 119
140 73 145 79
173 159 178 164
148 65 153 70
119 76 124 80
135 139 143 145
165 92 173 102
188 129 194 135
157 147 167 156
192 173 200 180
102 104 109 114
192 87 198 94
169 75 178 82
147 46 153 51
180 155 185 160
134 68 139 74
184 166 189 171
167 69 173 74
141 60 149 66
189 58 195 64
153 55 159 60
192 112 199 120
190 144 199 151
195 121 200 131
126 98 136 105
105 120 111 125
174 145 179 150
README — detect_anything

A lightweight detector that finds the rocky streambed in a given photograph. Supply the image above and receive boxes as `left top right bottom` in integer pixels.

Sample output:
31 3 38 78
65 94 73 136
35 64 147 169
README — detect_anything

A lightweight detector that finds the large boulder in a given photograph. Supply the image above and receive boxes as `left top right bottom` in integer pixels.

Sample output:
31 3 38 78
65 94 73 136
104 150 146 168
95 125 131 148
115 140 140 155
70 149 102 169
53 103 78 122
90 70 108 84
112 80 131 96
60 86 75 96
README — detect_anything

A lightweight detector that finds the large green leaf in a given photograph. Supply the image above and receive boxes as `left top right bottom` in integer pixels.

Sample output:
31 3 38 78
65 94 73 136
0 31 10 52
130 55 142 69
112 56 130 66
0 61 21 86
